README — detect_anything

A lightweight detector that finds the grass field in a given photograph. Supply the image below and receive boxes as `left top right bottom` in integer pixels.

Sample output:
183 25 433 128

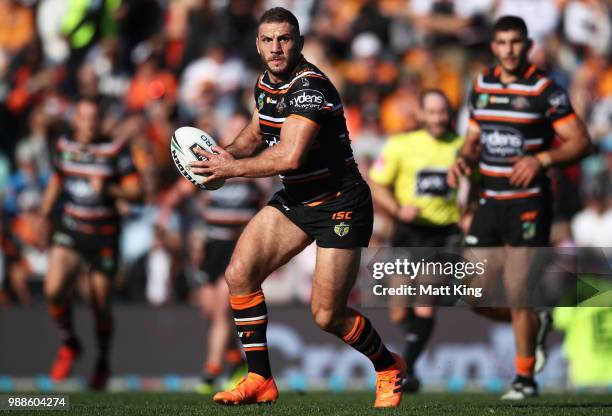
16 392 612 415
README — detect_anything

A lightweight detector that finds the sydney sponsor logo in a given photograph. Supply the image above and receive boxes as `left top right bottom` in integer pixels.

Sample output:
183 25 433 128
482 129 523 157
290 89 324 110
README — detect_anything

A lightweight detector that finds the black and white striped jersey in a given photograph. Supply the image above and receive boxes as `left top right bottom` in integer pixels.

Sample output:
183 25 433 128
254 56 362 204
468 65 576 200
52 136 137 235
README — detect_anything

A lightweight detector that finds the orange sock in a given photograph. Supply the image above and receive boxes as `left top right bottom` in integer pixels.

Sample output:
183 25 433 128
515 355 536 377
204 362 222 377
230 289 271 378
341 312 396 371
225 348 244 366
48 302 72 332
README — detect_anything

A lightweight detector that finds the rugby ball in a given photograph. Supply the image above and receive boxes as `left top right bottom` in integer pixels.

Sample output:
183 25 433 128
170 126 226 190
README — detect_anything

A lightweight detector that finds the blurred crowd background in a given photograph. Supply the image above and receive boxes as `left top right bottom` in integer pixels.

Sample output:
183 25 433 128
0 0 610 308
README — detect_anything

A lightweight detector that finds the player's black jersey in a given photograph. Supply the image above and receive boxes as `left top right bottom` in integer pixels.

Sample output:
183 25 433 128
254 56 362 204
52 136 137 235
196 178 263 241
468 65 576 200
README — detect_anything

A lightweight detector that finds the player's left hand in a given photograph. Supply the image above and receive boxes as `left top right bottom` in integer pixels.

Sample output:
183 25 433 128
190 146 238 182
509 156 542 188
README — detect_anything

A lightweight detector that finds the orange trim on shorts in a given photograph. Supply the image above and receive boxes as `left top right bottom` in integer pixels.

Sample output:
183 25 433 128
230 289 265 310
342 314 365 344
552 113 577 129
288 114 320 127
515 355 536 377
243 346 268 352
305 192 341 207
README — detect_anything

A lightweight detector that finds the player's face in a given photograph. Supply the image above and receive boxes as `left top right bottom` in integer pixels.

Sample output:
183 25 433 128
256 22 302 81
491 30 529 74
421 93 450 139
72 101 100 144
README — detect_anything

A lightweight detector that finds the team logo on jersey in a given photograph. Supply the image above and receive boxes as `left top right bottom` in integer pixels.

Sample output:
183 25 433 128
511 96 530 110
477 94 489 108
276 97 287 112
257 92 265 110
290 89 324 111
334 222 350 237
548 90 570 113
301 77 310 87
481 125 524 158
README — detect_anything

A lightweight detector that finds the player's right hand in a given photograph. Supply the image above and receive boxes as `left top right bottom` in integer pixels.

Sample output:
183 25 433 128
447 157 471 188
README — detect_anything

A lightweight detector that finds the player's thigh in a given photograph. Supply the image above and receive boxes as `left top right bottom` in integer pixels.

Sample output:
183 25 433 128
44 245 82 300
502 246 537 307
462 247 505 306
310 246 360 317
225 206 312 294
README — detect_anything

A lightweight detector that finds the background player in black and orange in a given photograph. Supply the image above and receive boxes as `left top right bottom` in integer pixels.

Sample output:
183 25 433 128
448 16 591 399
189 7 406 408
40 98 141 389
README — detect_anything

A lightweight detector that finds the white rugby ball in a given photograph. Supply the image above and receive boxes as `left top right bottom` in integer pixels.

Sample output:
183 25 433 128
170 126 226 190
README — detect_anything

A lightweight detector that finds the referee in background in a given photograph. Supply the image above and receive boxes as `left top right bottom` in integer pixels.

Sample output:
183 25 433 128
369 89 463 392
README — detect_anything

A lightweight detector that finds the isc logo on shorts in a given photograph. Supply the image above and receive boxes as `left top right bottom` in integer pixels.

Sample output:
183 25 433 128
332 211 352 220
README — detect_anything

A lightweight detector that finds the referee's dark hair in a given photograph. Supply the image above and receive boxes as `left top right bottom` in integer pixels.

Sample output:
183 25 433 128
259 7 300 36
493 15 528 39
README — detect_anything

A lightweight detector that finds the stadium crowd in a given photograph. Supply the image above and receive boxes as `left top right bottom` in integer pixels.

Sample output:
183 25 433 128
0 0 610 308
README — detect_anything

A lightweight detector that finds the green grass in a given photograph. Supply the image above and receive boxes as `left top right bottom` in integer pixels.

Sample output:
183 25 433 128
16 392 612 415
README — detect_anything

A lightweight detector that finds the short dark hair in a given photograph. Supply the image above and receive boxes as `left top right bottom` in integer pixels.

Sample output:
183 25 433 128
493 15 528 39
419 89 450 109
259 7 300 35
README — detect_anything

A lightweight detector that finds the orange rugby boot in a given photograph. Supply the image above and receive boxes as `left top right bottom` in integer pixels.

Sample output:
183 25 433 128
50 341 81 381
373 352 406 408
213 372 278 405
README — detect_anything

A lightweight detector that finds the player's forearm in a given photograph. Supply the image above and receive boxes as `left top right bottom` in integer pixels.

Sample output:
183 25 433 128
40 173 62 217
225 125 262 159
233 146 301 178
369 181 399 217
458 127 481 165
107 183 141 202
538 120 592 167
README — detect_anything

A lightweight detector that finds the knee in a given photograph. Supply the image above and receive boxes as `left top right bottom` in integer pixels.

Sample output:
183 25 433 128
312 306 343 334
225 259 258 294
